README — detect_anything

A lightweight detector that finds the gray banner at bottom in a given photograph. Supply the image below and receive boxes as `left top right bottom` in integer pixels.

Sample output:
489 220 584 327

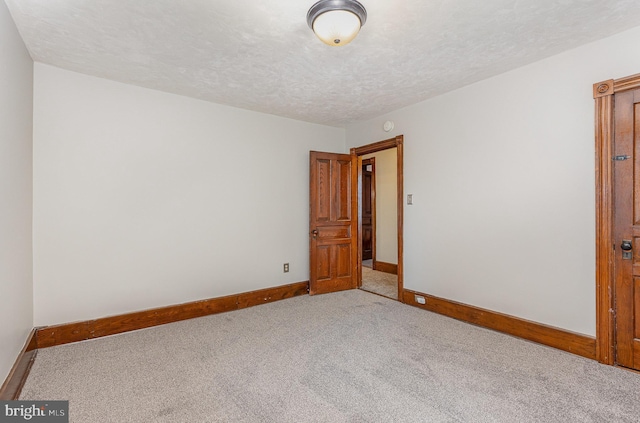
0 401 68 422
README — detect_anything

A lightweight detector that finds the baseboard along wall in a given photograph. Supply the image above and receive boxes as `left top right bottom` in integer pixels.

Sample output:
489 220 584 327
403 289 596 360
373 260 398 275
37 281 309 348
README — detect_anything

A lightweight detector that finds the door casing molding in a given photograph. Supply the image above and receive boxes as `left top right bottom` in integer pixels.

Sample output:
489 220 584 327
351 135 404 301
594 73 640 365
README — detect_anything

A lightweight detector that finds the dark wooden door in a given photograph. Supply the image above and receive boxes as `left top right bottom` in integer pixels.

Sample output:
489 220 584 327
613 87 640 371
362 159 375 261
309 151 357 295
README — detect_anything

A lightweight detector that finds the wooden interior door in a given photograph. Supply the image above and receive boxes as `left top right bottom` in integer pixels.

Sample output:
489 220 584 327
362 159 375 261
309 151 357 295
613 87 640 371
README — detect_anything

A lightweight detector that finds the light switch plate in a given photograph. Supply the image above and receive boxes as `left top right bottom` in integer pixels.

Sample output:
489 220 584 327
407 194 413 205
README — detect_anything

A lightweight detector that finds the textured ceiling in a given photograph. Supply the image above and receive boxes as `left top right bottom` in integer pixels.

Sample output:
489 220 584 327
6 0 640 126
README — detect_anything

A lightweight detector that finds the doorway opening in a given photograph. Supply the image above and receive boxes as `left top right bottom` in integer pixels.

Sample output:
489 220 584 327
361 157 375 265
351 135 404 301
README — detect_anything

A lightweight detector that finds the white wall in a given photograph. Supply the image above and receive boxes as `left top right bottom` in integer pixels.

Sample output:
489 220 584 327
363 149 397 265
33 64 345 326
347 25 640 337
0 1 34 384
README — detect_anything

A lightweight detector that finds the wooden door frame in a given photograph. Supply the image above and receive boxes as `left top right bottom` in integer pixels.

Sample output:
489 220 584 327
361 157 376 273
594 73 640 365
351 135 404 301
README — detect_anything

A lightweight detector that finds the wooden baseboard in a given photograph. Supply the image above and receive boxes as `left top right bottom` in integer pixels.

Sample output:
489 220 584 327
373 260 398 275
0 329 38 400
403 289 596 360
37 281 309 349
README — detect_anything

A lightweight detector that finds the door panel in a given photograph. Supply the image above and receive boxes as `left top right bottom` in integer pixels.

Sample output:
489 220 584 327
337 244 351 277
317 226 351 239
310 151 357 295
337 160 352 220
316 246 331 280
316 159 331 221
613 88 640 370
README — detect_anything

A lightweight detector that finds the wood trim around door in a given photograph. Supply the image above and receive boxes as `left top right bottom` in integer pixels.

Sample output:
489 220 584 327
351 135 404 301
594 73 640 365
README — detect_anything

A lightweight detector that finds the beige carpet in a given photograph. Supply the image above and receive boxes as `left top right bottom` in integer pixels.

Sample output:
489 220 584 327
361 266 398 300
20 290 640 422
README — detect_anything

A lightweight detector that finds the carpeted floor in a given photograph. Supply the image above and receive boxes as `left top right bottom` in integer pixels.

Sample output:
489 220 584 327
360 267 398 300
20 290 640 422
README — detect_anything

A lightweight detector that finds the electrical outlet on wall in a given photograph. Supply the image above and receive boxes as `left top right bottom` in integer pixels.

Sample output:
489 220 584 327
283 263 289 273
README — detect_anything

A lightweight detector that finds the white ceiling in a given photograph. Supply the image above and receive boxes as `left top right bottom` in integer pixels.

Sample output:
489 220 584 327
6 0 640 127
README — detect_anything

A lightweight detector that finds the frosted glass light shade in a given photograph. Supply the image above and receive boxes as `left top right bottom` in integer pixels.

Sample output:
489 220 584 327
313 10 361 46
307 0 367 47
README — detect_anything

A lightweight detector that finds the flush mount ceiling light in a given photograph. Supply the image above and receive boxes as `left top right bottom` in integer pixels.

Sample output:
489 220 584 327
307 0 367 47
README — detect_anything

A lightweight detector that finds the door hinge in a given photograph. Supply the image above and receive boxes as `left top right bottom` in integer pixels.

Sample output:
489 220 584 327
613 155 631 161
